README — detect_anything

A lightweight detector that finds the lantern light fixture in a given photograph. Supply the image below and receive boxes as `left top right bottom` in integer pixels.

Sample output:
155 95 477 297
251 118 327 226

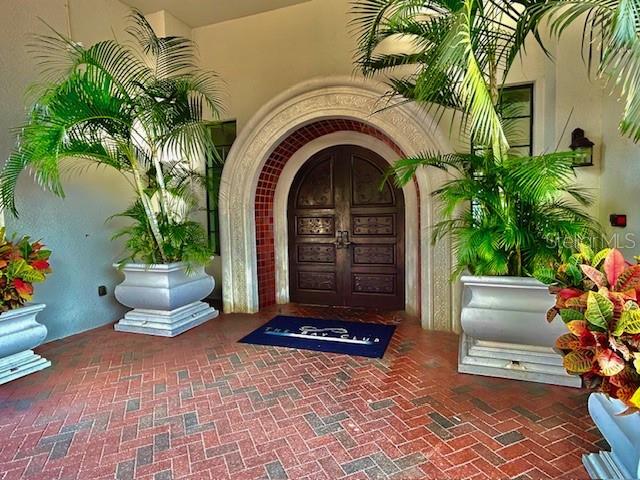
569 128 595 167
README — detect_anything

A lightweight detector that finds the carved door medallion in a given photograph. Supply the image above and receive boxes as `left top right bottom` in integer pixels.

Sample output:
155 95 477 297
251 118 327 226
288 145 405 309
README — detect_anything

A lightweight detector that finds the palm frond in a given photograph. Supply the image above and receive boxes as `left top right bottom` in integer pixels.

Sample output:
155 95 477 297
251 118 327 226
385 151 484 187
503 152 578 201
523 0 640 141
127 10 198 78
3 10 223 268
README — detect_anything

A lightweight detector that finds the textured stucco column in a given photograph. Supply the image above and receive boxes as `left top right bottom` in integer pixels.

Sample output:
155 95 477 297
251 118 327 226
219 76 457 331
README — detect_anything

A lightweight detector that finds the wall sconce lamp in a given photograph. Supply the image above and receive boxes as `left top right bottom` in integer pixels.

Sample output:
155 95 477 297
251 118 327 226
569 128 595 167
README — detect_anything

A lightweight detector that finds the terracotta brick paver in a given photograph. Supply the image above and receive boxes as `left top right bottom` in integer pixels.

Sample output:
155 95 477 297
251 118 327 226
0 305 601 479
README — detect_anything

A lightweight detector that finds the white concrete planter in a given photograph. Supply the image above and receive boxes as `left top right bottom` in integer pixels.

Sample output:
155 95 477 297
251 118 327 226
0 303 51 384
458 275 581 387
113 262 218 337
583 393 640 479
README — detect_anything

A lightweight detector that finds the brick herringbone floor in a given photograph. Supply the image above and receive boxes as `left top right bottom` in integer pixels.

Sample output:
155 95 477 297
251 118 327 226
0 305 602 479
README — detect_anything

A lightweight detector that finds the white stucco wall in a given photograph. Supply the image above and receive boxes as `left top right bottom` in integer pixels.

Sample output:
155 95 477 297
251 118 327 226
193 0 355 130
145 9 192 39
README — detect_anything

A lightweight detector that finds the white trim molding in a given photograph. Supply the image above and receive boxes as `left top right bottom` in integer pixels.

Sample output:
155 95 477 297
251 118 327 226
219 76 458 331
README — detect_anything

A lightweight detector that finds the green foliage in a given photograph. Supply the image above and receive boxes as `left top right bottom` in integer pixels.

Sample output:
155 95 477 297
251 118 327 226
386 150 600 277
111 199 211 269
522 0 640 142
353 0 640 147
353 0 607 278
1 10 222 268
585 291 613 331
352 0 537 155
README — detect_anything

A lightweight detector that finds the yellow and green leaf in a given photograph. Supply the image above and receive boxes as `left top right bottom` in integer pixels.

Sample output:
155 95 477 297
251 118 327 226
622 309 640 334
585 291 614 330
556 333 580 350
578 243 594 263
615 309 640 335
566 320 589 336
563 350 594 373
592 248 612 268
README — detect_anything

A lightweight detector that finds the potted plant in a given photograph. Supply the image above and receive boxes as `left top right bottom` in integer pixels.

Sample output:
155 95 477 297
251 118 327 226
389 151 596 386
0 11 223 337
352 0 602 385
547 247 640 479
0 228 52 384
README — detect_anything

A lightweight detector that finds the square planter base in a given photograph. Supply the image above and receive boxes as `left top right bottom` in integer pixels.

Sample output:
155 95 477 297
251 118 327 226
0 350 51 385
114 301 218 337
458 333 581 388
583 451 629 480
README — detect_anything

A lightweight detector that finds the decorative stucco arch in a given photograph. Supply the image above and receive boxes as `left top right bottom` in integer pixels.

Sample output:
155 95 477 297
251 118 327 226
219 76 458 331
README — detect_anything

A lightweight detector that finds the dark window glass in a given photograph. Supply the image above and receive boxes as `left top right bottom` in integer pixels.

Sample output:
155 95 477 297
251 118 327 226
471 83 534 157
500 83 534 157
206 120 236 254
470 84 534 219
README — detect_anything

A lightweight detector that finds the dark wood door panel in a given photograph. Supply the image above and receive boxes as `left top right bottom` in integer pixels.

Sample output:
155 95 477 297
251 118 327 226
297 271 337 291
352 244 396 265
294 155 335 208
349 273 402 309
295 216 335 236
296 244 336 264
351 214 395 236
351 155 395 206
288 145 404 310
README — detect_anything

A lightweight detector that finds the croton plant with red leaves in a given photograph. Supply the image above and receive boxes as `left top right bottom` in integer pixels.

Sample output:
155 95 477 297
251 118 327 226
0 228 51 312
547 245 640 411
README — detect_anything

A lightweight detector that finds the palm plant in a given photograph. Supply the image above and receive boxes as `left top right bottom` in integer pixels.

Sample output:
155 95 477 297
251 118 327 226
353 0 640 148
522 1 640 142
353 0 610 278
391 150 598 278
353 0 536 157
0 11 222 266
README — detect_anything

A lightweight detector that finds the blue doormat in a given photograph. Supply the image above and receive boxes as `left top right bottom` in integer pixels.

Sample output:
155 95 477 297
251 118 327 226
239 315 396 358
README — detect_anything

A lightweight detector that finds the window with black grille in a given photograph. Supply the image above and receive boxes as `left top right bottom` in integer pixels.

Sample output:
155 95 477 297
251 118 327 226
206 120 236 254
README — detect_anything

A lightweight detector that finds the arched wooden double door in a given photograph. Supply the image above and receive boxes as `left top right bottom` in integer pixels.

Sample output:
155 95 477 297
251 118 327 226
288 145 405 309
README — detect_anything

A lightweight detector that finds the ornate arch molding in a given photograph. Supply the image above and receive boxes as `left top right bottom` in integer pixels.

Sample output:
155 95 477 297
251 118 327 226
219 76 457 331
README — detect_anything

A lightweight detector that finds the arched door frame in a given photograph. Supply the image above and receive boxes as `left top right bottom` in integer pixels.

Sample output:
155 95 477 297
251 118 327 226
219 76 458 331
274 132 418 314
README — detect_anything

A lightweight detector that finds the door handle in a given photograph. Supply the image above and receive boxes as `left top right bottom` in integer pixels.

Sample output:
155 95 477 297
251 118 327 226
334 231 352 249
341 231 352 248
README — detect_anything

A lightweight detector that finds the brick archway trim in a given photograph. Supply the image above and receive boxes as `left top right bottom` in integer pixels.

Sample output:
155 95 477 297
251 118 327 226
255 119 404 308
